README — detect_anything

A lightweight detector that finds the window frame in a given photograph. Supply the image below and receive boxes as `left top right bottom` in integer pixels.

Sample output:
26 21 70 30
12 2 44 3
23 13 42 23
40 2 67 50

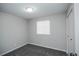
36 20 50 35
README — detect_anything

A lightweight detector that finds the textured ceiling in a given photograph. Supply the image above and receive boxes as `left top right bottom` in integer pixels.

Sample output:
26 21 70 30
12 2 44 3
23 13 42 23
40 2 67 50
0 3 70 19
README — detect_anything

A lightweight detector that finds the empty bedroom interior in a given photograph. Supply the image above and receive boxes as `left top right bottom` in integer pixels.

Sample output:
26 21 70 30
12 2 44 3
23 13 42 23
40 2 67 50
0 3 79 56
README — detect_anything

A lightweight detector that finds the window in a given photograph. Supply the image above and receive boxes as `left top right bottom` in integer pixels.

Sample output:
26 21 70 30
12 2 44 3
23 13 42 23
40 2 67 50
36 20 50 35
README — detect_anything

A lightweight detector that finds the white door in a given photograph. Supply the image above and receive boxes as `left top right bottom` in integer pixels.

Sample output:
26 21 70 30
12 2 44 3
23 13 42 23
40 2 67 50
66 7 75 55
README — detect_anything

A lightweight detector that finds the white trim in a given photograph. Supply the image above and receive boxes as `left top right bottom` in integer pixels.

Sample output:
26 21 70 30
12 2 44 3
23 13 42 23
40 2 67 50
29 43 66 52
0 43 67 56
0 43 28 56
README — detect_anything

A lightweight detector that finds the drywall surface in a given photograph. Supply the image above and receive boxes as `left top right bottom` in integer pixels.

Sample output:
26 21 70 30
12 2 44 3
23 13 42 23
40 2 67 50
0 12 28 55
28 13 66 52
74 3 79 56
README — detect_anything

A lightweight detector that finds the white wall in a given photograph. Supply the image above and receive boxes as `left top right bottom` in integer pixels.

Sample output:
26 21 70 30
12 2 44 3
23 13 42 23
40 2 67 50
74 3 79 56
0 12 67 55
28 13 67 52
0 12 28 55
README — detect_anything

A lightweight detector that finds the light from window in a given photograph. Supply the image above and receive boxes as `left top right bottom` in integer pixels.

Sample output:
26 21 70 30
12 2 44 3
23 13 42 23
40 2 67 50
37 20 50 35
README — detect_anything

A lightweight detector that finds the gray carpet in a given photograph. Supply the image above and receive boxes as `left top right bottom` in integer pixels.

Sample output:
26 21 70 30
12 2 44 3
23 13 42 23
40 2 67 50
3 44 67 56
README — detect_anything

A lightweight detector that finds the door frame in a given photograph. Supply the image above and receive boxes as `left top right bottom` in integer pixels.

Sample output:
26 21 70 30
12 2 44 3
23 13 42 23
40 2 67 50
66 5 75 55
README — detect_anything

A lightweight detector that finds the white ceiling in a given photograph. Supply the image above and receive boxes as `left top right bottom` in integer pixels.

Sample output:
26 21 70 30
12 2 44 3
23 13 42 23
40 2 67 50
0 3 70 19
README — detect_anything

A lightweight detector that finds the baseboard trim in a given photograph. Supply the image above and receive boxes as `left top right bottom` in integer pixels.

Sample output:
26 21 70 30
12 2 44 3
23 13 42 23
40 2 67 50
29 43 66 52
0 43 28 56
1 43 67 56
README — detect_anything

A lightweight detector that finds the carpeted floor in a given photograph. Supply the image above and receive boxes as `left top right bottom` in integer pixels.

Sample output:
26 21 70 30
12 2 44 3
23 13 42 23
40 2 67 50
3 44 67 56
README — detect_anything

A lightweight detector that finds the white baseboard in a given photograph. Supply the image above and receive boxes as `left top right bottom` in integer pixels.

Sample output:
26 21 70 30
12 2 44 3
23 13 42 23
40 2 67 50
0 43 28 56
29 43 66 52
1 43 67 56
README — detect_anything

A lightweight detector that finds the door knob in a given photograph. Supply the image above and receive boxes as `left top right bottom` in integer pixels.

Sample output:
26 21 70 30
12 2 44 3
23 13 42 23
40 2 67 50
70 39 72 40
